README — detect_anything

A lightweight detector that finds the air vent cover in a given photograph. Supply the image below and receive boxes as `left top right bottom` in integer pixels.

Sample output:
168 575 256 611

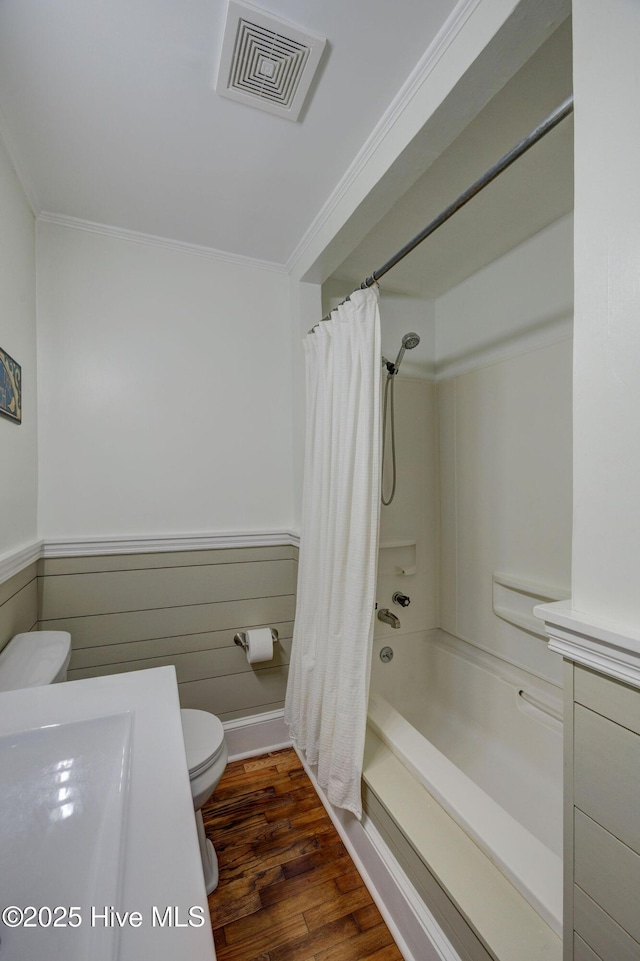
216 0 326 121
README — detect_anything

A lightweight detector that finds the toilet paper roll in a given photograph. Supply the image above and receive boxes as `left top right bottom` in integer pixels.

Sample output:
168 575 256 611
244 627 274 664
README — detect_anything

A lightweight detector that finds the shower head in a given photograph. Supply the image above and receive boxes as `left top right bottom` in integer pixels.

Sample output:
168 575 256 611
392 331 420 373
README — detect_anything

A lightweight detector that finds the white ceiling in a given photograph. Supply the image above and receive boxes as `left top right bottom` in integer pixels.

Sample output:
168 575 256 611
0 0 461 265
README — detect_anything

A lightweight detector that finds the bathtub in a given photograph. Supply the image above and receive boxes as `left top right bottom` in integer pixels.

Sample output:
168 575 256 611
367 628 563 936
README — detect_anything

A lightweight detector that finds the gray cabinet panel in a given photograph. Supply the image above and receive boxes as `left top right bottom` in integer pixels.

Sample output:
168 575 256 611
573 935 602 961
575 666 640 737
573 886 640 961
574 704 640 854
574 810 640 943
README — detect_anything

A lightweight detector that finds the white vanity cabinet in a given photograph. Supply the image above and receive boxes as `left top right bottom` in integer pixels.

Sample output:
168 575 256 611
565 663 640 961
535 601 640 961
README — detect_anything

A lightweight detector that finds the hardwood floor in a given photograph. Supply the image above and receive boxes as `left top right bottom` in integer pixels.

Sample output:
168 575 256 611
202 747 405 961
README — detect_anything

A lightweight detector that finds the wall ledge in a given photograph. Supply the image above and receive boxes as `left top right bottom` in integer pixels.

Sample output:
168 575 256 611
535 600 640 690
0 531 300 584
0 540 43 584
41 530 300 557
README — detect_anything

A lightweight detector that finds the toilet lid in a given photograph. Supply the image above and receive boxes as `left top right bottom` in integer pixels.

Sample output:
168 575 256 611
181 709 225 779
0 631 72 692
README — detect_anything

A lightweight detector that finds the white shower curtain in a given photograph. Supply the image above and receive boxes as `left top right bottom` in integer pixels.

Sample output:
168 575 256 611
284 286 381 818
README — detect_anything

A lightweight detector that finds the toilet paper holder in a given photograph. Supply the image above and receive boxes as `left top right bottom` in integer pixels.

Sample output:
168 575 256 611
233 628 279 650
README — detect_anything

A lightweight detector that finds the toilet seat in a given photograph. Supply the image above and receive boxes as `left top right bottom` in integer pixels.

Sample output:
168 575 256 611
181 708 225 779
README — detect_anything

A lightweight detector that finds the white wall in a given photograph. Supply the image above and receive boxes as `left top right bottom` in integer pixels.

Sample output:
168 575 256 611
435 215 573 378
0 136 38 557
572 0 640 628
290 278 322 535
435 217 573 685
36 222 292 538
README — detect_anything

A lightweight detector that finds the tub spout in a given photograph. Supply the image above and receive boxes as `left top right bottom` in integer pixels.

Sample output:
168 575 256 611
377 608 401 629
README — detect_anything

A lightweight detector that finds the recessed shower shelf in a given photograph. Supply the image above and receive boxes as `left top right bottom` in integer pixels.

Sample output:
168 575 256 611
379 541 417 576
379 540 416 550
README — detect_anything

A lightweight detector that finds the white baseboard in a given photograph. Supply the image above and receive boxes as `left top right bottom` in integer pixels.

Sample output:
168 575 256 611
294 747 461 961
223 708 292 761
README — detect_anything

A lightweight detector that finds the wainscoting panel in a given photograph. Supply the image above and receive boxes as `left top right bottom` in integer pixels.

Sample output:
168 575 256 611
39 596 294 649
39 544 294 574
38 546 297 720
39 559 295 619
0 562 38 652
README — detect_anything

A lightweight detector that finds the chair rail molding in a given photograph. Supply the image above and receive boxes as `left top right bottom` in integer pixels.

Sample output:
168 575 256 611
0 531 300 584
41 530 300 557
0 540 44 584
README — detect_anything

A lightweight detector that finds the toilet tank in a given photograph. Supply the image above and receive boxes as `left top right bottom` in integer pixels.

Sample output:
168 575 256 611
0 631 72 692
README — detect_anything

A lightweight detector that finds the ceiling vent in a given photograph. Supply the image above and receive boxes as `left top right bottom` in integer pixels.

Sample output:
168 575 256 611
216 0 326 121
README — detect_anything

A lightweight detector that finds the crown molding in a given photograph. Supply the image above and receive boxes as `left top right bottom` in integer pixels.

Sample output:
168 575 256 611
284 0 483 277
0 540 44 584
37 211 287 274
535 600 640 691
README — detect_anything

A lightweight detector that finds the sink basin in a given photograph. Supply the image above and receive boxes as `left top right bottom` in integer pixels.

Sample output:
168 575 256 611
0 666 216 961
0 712 132 960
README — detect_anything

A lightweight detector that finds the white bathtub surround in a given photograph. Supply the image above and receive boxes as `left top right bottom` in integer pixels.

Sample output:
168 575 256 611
285 287 381 818
363 729 561 961
369 628 563 938
437 336 573 689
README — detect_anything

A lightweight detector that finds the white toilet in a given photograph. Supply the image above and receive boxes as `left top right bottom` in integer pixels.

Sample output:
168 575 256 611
0 631 228 895
181 707 228 894
0 631 72 691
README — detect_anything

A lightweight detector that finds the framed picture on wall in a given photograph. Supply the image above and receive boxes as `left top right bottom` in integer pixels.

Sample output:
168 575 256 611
0 348 22 424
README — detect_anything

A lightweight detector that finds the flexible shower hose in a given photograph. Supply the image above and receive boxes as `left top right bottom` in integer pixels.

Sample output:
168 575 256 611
381 371 396 505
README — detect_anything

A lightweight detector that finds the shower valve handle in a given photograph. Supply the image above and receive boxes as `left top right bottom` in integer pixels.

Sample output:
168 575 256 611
392 592 411 608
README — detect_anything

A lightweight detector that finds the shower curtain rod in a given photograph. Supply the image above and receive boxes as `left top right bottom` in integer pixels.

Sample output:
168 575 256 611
312 94 574 332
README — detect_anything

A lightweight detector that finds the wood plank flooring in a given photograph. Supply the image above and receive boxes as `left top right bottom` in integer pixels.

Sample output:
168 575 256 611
202 747 405 961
